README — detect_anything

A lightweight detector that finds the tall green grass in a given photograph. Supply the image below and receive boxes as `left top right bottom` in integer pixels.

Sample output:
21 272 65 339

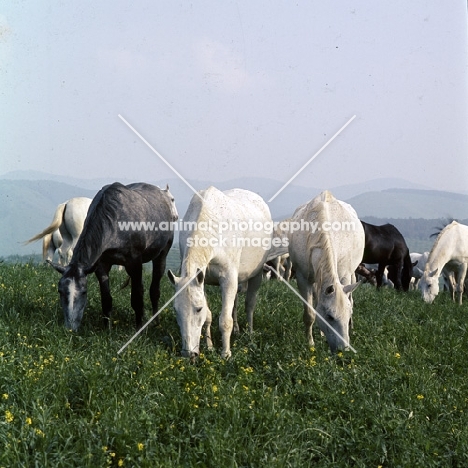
0 262 467 467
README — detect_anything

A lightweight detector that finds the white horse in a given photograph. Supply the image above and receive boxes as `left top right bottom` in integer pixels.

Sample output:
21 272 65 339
168 186 275 359
25 197 92 265
410 252 429 289
419 221 468 305
43 229 63 264
265 219 293 281
288 191 364 352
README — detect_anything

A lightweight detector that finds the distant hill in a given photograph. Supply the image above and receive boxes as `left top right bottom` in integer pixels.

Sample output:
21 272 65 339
1 174 467 257
0 180 97 257
348 189 468 219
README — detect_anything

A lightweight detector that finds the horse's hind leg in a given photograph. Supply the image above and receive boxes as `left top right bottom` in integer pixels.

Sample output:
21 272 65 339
457 263 467 305
126 263 144 330
95 263 113 329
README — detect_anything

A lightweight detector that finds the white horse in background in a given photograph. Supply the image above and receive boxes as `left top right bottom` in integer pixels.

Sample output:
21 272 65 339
288 191 364 352
410 252 429 289
265 219 293 281
168 186 276 359
25 197 92 265
42 229 63 264
419 221 468 305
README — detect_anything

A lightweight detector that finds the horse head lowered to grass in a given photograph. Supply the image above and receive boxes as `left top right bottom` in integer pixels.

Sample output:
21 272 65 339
167 186 278 359
287 191 364 353
419 221 468 305
49 182 178 331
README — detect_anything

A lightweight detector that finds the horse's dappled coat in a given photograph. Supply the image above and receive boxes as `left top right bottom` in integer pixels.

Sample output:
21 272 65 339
50 182 177 331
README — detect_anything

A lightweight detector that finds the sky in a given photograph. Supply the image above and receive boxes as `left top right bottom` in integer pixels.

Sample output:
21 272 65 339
1 1 467 195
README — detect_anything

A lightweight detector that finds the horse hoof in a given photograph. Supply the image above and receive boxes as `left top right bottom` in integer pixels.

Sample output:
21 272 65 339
221 350 232 359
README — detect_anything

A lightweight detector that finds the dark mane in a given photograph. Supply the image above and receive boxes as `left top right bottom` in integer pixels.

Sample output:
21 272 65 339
73 183 127 264
430 218 457 238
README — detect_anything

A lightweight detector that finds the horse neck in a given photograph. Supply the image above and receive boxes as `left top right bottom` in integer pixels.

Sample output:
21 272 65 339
310 230 340 288
71 241 104 269
181 245 213 277
427 235 453 273
71 222 109 268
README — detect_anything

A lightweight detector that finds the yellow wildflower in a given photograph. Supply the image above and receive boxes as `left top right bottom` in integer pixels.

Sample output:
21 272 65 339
137 443 144 451
5 410 14 423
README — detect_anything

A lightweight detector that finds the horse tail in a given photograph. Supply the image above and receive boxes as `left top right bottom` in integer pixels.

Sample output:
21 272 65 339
42 233 53 261
24 202 67 244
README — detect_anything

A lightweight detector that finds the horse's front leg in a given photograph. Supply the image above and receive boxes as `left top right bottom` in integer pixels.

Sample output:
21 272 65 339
204 301 214 351
126 263 144 330
219 273 239 359
149 253 168 326
375 264 386 288
245 270 263 332
95 263 113 329
232 293 240 334
296 271 315 346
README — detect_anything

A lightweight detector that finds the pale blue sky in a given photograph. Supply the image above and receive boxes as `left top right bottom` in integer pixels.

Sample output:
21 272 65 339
1 1 467 193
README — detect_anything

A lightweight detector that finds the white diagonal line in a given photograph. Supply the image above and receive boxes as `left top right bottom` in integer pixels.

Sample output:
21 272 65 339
268 115 356 202
118 114 202 199
117 271 200 355
264 265 357 353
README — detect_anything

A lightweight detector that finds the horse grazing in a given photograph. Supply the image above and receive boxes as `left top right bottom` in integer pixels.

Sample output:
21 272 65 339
288 191 364 352
25 197 92 265
410 252 429 289
360 221 413 291
419 221 468 305
49 182 177 331
168 186 274 359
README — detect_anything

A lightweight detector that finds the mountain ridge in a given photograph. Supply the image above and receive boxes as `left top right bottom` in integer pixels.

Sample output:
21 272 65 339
2 173 467 257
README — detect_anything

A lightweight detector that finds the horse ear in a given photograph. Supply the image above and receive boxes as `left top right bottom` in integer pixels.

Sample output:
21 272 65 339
165 184 169 191
343 281 361 295
167 269 179 285
196 268 204 285
429 268 438 278
47 259 65 274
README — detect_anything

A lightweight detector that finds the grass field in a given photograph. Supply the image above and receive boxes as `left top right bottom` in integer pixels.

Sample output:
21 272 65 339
0 262 467 467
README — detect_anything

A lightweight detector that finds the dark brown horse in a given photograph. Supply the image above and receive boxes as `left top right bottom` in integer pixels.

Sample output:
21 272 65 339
361 221 413 291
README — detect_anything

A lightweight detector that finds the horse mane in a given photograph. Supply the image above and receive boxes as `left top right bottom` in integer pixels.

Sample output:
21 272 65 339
430 219 458 238
73 183 126 264
427 220 459 267
180 187 220 275
304 192 339 283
